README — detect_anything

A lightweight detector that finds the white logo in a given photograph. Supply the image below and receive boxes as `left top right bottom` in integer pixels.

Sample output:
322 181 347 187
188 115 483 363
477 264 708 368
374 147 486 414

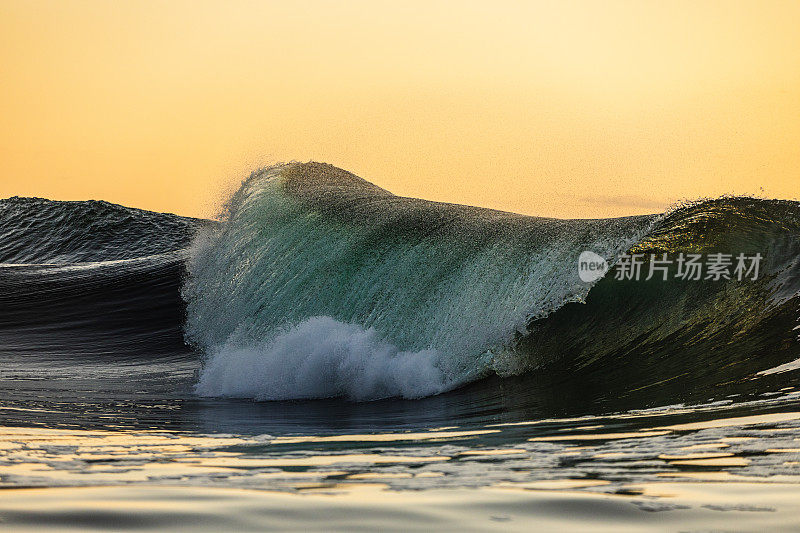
578 251 609 282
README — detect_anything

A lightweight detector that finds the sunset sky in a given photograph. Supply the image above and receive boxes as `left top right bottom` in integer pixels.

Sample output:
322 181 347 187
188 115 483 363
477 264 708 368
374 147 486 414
1 0 798 219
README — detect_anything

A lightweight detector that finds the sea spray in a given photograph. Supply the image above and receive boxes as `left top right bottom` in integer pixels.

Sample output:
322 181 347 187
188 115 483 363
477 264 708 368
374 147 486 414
195 316 447 400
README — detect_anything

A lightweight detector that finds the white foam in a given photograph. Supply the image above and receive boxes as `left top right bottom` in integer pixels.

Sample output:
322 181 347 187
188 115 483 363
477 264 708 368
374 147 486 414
195 316 450 401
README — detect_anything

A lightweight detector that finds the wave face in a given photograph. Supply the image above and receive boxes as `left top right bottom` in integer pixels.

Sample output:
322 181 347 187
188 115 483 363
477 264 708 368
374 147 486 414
185 163 799 401
185 162 655 399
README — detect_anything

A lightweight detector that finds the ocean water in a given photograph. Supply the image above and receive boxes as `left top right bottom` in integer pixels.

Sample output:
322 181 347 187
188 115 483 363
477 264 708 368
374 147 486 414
0 162 799 531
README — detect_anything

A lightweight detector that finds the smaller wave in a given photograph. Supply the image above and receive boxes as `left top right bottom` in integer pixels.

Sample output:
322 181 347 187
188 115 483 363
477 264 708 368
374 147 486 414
194 317 449 401
0 197 203 365
0 196 203 264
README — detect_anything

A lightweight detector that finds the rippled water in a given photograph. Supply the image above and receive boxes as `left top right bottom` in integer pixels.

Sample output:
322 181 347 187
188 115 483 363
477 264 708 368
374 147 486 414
2 390 800 530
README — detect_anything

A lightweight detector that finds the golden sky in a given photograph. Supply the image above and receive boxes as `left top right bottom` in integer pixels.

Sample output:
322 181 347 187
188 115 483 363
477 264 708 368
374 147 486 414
1 0 798 219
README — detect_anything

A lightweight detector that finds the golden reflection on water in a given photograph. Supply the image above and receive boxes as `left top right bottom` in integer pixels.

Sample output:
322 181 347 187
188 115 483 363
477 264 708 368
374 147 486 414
177 454 450 468
528 430 671 441
346 472 413 480
524 412 800 444
3 482 800 532
271 429 499 444
668 457 750 467
2 404 800 496
496 479 611 490
653 412 800 432
658 452 734 460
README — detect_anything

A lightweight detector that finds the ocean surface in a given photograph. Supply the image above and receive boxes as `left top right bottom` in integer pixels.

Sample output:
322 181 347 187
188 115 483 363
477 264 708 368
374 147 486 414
0 162 799 531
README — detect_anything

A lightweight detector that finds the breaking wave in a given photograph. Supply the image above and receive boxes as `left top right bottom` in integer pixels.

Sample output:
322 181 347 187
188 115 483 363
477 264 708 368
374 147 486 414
183 163 800 401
